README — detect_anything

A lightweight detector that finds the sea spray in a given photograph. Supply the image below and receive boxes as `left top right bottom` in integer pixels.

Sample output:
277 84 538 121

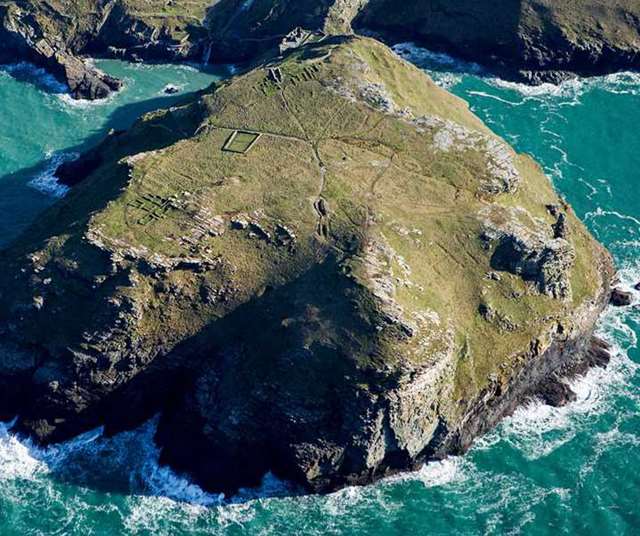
0 62 68 94
28 151 76 197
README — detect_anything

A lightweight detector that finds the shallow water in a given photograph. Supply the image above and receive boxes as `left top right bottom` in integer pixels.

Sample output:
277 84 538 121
1 53 640 534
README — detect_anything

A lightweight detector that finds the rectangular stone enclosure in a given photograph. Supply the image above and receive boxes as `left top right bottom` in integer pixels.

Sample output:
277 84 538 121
223 130 262 154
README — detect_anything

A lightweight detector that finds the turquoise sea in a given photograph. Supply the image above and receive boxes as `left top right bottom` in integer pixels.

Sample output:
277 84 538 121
1 49 640 534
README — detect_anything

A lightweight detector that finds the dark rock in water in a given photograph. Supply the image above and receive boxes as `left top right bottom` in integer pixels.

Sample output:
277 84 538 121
164 84 180 95
538 377 577 407
585 337 612 369
519 70 576 86
634 282 640 291
61 55 123 100
55 154 103 187
611 288 633 306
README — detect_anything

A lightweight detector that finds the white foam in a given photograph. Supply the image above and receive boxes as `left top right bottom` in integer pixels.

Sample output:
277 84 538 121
395 42 640 109
56 89 118 109
393 42 482 74
0 62 67 94
28 151 76 197
392 42 481 88
0 420 45 480
489 76 585 101
466 90 525 106
414 457 465 487
158 83 185 96
584 207 640 229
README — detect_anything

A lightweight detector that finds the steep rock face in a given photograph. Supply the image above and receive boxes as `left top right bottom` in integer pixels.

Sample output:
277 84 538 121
0 1 122 98
2 0 640 98
0 0 212 98
356 0 640 82
0 37 613 493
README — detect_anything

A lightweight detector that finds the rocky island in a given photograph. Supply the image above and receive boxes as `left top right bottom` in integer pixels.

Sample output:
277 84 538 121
0 30 617 494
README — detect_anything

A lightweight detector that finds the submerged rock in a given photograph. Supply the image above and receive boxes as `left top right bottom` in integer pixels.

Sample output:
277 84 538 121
0 36 613 494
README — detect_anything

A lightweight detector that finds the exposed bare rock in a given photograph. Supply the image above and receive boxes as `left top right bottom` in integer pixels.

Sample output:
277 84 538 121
481 206 576 300
0 3 122 99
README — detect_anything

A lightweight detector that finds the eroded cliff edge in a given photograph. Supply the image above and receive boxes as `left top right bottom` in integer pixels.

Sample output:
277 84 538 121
0 36 614 494
0 0 212 98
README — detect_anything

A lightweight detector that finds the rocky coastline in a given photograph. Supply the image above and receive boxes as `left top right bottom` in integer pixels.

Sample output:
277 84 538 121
2 1 640 100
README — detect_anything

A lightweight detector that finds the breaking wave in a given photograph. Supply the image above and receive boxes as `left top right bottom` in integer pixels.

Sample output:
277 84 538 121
392 42 482 88
0 62 67 94
27 151 76 197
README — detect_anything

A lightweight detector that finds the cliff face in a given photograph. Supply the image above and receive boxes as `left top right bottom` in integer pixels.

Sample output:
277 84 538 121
204 0 369 62
0 36 613 493
356 0 640 83
0 1 122 98
0 0 212 98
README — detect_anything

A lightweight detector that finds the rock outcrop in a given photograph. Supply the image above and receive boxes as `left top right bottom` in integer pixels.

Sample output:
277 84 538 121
0 1 122 99
611 287 633 306
204 0 370 62
0 36 613 494
0 0 211 98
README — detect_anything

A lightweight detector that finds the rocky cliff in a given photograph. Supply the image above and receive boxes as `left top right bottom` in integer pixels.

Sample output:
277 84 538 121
0 36 614 493
0 0 212 98
357 0 640 83
3 0 640 99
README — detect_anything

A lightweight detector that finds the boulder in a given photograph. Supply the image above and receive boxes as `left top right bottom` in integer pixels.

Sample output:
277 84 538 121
538 377 577 407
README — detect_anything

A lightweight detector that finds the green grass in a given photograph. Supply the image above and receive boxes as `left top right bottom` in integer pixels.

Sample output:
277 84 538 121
223 131 262 153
